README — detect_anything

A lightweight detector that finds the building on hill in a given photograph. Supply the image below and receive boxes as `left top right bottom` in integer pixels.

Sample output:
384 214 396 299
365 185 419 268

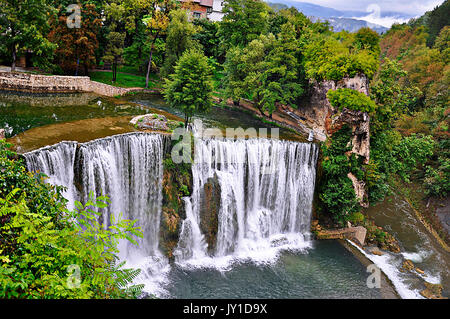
209 0 225 21
180 0 225 21
181 0 213 19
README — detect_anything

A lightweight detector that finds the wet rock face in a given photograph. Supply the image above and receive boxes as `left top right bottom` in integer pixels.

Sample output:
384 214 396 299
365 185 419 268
130 114 170 131
303 75 371 205
200 175 221 254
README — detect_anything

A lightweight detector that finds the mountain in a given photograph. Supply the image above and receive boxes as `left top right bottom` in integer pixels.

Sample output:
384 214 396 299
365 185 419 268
323 17 388 33
267 1 414 33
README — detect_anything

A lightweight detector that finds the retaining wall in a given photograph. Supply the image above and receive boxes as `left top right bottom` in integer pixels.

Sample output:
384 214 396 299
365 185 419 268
0 72 139 97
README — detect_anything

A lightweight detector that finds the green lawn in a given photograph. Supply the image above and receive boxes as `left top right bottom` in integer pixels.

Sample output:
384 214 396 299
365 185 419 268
89 70 158 88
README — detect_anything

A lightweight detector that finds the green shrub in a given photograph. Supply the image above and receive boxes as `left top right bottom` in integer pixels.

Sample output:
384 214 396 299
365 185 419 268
424 157 450 198
327 88 377 113
0 141 144 298
348 212 365 224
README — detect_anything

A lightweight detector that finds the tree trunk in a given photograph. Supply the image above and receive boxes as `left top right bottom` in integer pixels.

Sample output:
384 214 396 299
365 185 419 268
11 45 16 72
112 59 117 83
75 57 80 76
145 34 159 89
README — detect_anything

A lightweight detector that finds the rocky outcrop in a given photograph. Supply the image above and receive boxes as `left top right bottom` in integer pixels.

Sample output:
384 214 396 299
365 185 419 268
130 114 184 132
312 221 367 246
420 282 447 299
199 175 221 254
282 74 371 205
347 172 369 208
159 157 192 262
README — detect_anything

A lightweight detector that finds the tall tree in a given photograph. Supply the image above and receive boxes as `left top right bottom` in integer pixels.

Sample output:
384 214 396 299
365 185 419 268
160 9 199 79
142 0 177 88
48 3 101 75
103 2 126 82
163 49 213 128
257 23 304 115
0 0 56 71
218 0 271 50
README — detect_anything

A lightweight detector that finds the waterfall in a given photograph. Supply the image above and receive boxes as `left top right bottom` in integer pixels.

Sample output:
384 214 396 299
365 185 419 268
23 132 167 259
174 137 319 264
24 141 78 208
23 132 319 293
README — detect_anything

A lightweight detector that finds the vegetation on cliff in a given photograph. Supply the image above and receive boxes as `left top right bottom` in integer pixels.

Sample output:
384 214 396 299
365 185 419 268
159 143 192 261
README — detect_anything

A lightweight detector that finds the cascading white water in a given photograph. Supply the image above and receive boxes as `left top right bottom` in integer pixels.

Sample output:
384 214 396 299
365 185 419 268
174 138 319 264
23 133 170 295
75 133 165 257
24 132 319 294
25 141 78 209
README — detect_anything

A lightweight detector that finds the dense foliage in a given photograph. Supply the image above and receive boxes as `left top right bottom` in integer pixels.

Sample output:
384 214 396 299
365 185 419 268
163 49 214 127
0 141 144 298
319 125 360 226
327 88 377 113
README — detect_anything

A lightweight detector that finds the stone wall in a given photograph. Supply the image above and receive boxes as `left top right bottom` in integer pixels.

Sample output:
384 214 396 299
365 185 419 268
0 72 140 97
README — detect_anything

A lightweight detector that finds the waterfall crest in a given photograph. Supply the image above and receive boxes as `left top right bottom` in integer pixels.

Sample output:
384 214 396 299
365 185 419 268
24 133 167 258
174 138 319 264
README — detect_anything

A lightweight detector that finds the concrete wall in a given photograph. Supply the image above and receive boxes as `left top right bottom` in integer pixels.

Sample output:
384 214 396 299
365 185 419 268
0 72 139 97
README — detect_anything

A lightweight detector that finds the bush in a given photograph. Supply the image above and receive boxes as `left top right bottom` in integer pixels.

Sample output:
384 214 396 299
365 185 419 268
327 88 377 113
424 157 450 198
0 141 144 298
319 125 360 226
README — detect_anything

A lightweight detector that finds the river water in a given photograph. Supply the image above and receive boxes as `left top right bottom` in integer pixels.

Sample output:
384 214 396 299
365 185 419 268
2 91 446 299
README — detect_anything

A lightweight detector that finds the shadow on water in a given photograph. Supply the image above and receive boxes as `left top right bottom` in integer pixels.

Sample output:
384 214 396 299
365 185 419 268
165 241 382 299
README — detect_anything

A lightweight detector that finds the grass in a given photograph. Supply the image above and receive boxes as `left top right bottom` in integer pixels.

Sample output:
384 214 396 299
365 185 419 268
89 70 159 88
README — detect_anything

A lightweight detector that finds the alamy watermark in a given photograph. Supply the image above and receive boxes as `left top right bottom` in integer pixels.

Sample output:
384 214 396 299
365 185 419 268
366 264 381 289
170 119 281 174
66 4 81 29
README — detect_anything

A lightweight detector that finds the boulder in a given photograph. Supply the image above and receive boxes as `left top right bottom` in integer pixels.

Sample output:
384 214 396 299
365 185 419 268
420 282 447 299
199 174 221 254
130 113 182 132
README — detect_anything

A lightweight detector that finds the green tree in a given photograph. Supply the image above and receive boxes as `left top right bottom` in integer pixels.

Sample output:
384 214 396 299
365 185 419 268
192 18 221 60
222 34 276 112
142 0 177 88
354 27 381 56
102 2 126 83
163 49 214 127
256 23 304 115
160 9 199 79
0 0 56 71
304 34 379 81
370 59 422 133
218 0 271 50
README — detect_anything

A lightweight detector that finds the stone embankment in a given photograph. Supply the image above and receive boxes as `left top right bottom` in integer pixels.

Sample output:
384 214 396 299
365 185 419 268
311 220 367 246
0 71 151 97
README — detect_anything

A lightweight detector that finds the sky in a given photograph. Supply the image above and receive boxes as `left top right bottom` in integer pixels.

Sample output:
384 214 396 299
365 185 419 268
299 0 445 16
294 0 446 27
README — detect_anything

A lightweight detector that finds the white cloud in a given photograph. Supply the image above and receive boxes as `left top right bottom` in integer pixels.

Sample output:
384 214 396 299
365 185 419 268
293 0 445 16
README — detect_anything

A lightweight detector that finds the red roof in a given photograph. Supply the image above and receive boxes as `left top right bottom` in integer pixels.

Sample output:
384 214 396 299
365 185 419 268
180 0 213 7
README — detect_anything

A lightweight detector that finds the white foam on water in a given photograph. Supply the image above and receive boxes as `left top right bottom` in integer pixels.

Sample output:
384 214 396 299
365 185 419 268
348 240 424 299
174 138 319 271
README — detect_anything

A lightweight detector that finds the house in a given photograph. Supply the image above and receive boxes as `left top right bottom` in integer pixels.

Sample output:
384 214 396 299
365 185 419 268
209 0 225 21
180 0 214 19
